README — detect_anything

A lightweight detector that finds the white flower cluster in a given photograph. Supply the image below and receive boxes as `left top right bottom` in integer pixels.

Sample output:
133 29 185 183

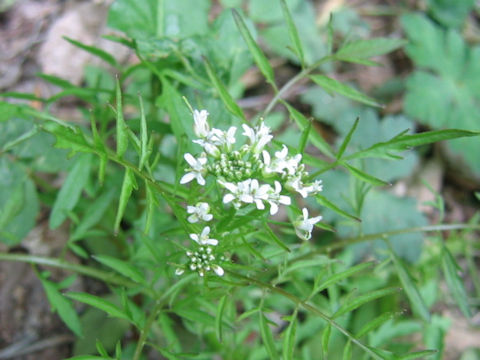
176 109 324 278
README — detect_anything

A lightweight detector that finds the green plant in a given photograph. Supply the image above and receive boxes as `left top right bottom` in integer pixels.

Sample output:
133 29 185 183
1 1 479 359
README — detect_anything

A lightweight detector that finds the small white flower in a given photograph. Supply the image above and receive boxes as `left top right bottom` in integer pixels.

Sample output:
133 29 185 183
193 109 210 138
210 127 237 150
242 122 273 153
187 202 213 223
180 153 207 186
175 268 185 275
219 179 254 206
192 138 220 157
212 264 224 276
295 208 322 241
250 179 271 210
189 226 218 246
266 181 291 215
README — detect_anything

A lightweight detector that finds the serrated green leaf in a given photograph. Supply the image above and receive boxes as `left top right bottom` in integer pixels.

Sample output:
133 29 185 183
114 168 137 234
335 38 406 64
94 255 145 285
63 36 117 67
259 313 279 360
279 0 304 66
441 245 472 317
43 122 96 156
50 154 91 229
204 59 245 121
232 9 276 87
333 287 400 319
342 162 390 186
310 75 381 107
315 194 361 222
115 78 128 158
40 279 82 336
67 292 129 321
390 249 431 322
215 295 229 342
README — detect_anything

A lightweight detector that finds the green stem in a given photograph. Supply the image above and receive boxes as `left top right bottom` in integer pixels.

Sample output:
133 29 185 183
0 252 155 297
228 270 383 360
262 55 334 117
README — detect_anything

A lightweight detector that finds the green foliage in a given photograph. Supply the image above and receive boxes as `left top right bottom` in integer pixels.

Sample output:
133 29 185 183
0 1 478 360
402 13 480 173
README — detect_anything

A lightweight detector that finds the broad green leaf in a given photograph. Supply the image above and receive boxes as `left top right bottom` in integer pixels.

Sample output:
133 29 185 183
342 162 390 186
333 287 400 319
67 292 129 320
314 262 374 294
315 194 361 222
337 117 359 160
390 249 431 322
63 36 117 67
70 188 116 241
50 154 92 229
215 295 229 342
282 316 297 360
0 158 39 245
115 78 128 158
402 13 480 174
427 0 475 28
40 278 82 336
114 168 137 234
204 59 245 121
441 245 472 317
107 0 158 39
94 255 145 285
335 38 406 64
310 75 381 107
279 0 305 66
259 312 279 360
232 9 276 87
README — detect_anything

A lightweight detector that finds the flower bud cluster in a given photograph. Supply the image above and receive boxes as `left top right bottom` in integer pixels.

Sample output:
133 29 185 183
175 246 225 277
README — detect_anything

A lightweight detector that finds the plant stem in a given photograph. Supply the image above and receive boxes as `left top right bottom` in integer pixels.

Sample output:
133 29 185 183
262 55 334 117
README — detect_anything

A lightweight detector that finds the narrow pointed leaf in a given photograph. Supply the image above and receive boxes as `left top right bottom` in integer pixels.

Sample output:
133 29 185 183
94 255 145 284
337 117 359 159
115 78 128 158
215 295 229 342
262 222 290 252
280 0 304 66
63 36 118 67
314 262 374 294
441 245 472 317
322 323 331 357
356 311 400 337
66 292 129 320
310 75 381 107
204 59 245 121
333 287 400 319
298 117 312 154
282 316 297 360
284 102 335 157
397 350 437 360
232 9 275 87
138 95 148 170
342 162 390 186
335 38 406 63
316 194 361 222
259 313 279 360
114 168 137 234
390 250 431 322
